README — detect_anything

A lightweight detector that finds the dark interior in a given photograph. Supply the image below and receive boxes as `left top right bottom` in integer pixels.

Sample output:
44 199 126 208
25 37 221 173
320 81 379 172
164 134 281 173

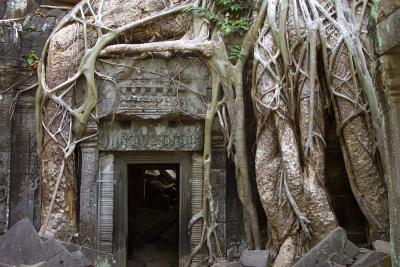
127 163 179 267
325 121 368 246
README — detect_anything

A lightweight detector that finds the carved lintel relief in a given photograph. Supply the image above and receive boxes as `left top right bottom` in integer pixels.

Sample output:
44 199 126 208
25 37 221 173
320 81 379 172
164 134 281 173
99 120 203 151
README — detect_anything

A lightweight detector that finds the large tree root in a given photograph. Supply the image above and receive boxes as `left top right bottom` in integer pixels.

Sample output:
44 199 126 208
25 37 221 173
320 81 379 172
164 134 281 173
252 0 389 265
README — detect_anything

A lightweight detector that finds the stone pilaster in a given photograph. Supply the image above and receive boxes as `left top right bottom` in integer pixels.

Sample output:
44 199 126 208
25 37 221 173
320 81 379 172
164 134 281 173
97 153 114 253
379 52 400 267
190 152 207 264
0 93 11 233
79 140 99 248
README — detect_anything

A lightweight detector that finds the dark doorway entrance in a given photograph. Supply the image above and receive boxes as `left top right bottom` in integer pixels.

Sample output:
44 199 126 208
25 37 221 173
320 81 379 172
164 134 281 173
127 164 179 267
325 123 368 246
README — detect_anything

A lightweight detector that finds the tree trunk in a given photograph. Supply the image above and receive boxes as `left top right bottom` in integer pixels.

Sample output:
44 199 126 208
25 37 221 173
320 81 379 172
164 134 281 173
253 0 389 264
326 1 389 241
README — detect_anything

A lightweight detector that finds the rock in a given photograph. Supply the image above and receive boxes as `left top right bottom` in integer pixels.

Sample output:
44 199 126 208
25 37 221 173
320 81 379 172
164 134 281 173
293 227 355 267
0 219 111 266
320 261 345 267
377 0 400 22
377 9 400 54
46 9 66 19
227 248 236 261
352 250 390 267
5 0 27 19
42 239 67 261
21 263 47 267
47 249 87 267
212 261 243 267
372 240 390 255
240 250 269 267
56 239 113 265
0 218 45 265
344 240 359 259
227 246 242 261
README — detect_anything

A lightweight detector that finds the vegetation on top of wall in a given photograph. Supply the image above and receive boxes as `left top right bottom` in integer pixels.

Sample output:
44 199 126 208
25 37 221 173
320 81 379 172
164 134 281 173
185 0 252 60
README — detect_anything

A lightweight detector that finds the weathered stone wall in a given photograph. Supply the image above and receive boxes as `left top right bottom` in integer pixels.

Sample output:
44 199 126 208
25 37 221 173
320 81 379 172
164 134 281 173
0 0 67 230
374 0 400 265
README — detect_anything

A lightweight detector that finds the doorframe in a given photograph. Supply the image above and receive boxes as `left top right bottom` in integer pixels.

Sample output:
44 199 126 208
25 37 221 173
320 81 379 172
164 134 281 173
114 152 192 266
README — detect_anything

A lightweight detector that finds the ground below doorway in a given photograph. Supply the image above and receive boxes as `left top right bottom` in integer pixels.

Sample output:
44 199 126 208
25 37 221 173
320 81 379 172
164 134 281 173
127 164 179 267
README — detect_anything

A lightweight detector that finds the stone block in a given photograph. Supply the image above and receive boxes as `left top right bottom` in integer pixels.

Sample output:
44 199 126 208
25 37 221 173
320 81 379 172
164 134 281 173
372 240 390 254
352 250 390 267
293 227 354 267
46 8 66 19
344 240 360 259
57 240 114 265
42 239 68 261
46 249 87 267
21 262 47 267
320 261 345 267
212 261 243 267
5 0 27 19
0 218 45 265
227 247 240 261
240 250 269 267
378 0 400 22
377 9 400 54
0 218 111 266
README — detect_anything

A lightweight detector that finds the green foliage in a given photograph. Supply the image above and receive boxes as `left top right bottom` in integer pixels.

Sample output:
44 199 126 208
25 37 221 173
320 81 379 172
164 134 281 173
184 0 251 37
25 24 36 32
26 50 39 65
184 1 253 61
216 0 249 13
228 44 245 60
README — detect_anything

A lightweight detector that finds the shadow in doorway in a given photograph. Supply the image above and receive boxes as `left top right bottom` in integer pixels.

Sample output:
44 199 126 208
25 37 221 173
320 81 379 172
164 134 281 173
127 164 179 267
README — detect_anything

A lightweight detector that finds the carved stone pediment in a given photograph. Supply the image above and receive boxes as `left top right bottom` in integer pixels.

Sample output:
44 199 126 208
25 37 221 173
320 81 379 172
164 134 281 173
96 57 210 120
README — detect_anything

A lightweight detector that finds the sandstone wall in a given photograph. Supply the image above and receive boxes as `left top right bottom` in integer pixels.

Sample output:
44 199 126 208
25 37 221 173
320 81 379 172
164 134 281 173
374 0 400 265
0 0 67 231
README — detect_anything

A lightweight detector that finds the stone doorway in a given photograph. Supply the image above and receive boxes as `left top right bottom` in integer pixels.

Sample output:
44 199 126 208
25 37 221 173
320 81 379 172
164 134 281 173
127 163 179 267
112 152 192 267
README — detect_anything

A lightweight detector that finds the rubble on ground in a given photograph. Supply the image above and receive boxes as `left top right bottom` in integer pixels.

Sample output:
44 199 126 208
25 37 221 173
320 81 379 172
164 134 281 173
0 221 393 267
212 249 269 267
0 219 113 266
294 227 391 267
